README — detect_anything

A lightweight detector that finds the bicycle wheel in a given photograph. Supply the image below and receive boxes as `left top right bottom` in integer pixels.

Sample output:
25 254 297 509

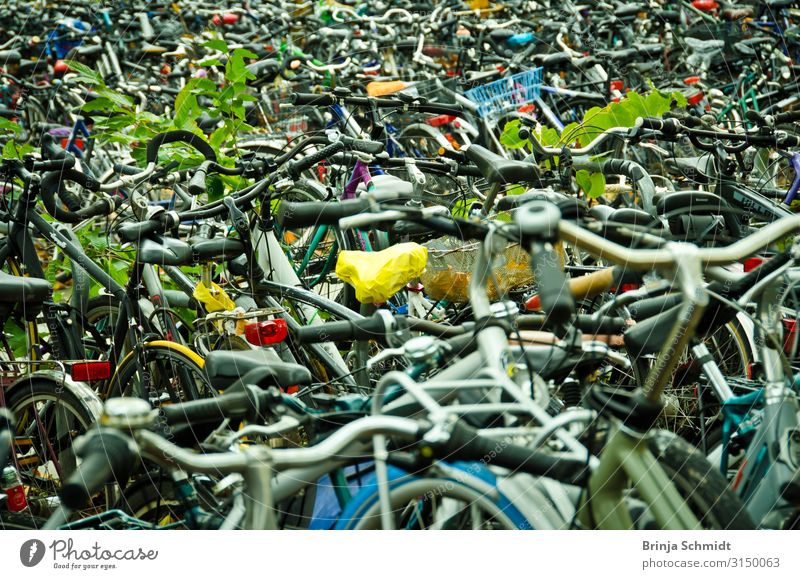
645 430 755 530
0 509 47 530
632 318 753 445
5 376 101 509
336 464 535 530
107 341 209 402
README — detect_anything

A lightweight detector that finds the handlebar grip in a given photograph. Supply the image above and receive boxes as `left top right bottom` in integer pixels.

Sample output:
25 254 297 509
342 137 385 155
456 165 484 178
276 197 371 229
187 161 211 196
525 266 615 311
636 117 666 131
416 102 464 116
113 163 141 175
59 429 136 510
653 9 681 23
285 141 346 179
160 391 260 425
39 169 106 224
32 158 76 172
292 313 390 344
781 134 800 148
774 109 800 124
518 313 627 334
146 130 217 165
116 217 169 242
662 111 703 128
291 93 335 107
636 116 682 137
40 133 77 168
529 241 575 327
435 420 588 485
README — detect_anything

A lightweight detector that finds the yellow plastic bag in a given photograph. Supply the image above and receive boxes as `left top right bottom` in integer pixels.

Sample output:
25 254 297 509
336 243 428 304
193 281 236 312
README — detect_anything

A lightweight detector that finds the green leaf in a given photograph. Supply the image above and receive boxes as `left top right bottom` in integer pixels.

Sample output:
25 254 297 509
3 140 32 159
576 170 606 199
95 87 134 109
80 97 115 112
174 87 200 130
0 117 21 134
575 170 592 195
209 124 231 150
64 60 103 85
499 119 528 149
204 39 229 53
207 174 225 202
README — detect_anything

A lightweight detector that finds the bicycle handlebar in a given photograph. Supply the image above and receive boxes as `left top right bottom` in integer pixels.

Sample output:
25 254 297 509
145 130 217 165
59 428 136 510
290 92 464 116
39 169 120 224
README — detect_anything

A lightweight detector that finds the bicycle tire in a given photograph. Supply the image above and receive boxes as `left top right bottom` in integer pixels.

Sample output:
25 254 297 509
5 376 101 502
647 430 755 530
335 464 534 530
107 341 208 401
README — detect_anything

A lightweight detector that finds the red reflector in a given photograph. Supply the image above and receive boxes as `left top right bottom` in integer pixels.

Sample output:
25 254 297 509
609 80 624 92
61 138 84 151
517 104 536 113
525 294 541 311
245 319 288 346
426 114 456 127
784 318 799 355
743 257 765 273
70 361 111 382
687 91 704 106
691 0 718 11
684 76 701 85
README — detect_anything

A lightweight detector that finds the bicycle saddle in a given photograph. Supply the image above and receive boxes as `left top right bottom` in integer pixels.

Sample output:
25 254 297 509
336 242 428 304
734 37 773 57
17 59 46 77
204 349 312 390
0 50 21 64
663 156 716 183
65 44 103 59
684 37 725 52
602 207 658 228
141 42 168 55
530 51 572 68
496 189 586 218
137 236 193 266
0 271 51 304
463 144 540 185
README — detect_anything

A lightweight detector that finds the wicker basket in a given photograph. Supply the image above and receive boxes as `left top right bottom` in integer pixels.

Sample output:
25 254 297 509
420 237 534 303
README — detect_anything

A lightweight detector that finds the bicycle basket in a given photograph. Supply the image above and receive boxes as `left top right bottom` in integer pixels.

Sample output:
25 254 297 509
420 237 536 303
464 68 543 119
262 82 313 139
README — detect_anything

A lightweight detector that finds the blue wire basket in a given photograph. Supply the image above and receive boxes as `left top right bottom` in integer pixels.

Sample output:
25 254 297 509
464 68 543 119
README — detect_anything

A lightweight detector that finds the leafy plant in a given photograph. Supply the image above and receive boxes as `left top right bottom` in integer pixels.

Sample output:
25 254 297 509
499 88 686 199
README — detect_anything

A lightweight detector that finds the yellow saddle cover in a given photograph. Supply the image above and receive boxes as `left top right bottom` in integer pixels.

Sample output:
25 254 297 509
336 243 428 304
